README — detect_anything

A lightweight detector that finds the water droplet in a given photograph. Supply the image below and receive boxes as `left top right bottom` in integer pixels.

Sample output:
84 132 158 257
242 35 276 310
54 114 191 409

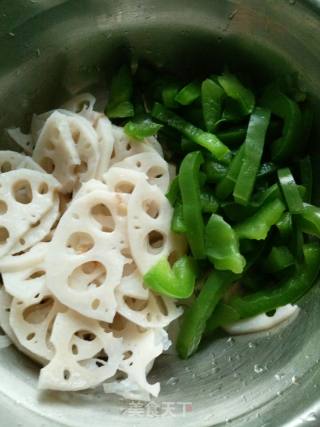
233 372 239 378
36 48 41 57
228 9 239 20
274 373 284 381
291 375 299 385
276 391 282 397
289 0 296 4
305 354 310 360
254 364 264 374
241 394 247 402
8 32 15 37
248 341 256 349
227 337 234 345
166 376 179 386
191 373 196 379
228 356 232 362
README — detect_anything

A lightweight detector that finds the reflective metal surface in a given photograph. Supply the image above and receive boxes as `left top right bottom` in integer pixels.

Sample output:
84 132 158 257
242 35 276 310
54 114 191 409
0 1 319 426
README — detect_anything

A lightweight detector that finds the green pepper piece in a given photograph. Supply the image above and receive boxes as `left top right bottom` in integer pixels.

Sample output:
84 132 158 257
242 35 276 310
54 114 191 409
229 243 320 318
180 137 199 153
297 203 320 238
234 198 286 240
205 302 240 334
144 256 196 299
166 176 180 206
276 212 293 242
179 152 206 259
200 190 219 213
264 246 295 273
205 214 246 274
233 107 271 205
217 72 255 117
299 157 313 203
260 86 302 163
216 127 247 147
215 145 244 199
105 65 134 118
162 81 180 108
151 102 230 160
171 204 187 233
203 160 228 183
124 118 163 139
278 167 304 214
176 270 236 358
175 81 201 106
201 78 224 132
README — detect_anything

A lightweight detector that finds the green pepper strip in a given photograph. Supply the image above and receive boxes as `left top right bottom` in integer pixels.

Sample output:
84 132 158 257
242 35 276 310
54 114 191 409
276 212 293 242
234 198 286 240
217 72 255 117
260 86 302 162
205 214 246 274
179 152 206 259
233 107 271 205
124 118 163 140
175 81 201 106
264 246 295 273
215 145 244 200
151 102 230 160
176 270 237 359
216 127 247 147
297 203 320 238
166 176 180 206
171 204 187 233
229 243 320 318
201 78 224 132
199 190 219 213
105 65 134 118
144 256 196 299
299 157 313 203
204 160 228 184
278 167 304 214
161 81 181 108
206 243 320 331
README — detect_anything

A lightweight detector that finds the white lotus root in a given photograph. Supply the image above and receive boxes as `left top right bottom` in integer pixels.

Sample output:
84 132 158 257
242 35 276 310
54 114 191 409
110 125 163 165
106 321 171 398
0 169 60 257
32 111 99 192
127 176 185 274
9 288 64 362
223 304 300 335
0 98 186 399
46 190 128 322
39 310 123 391
112 152 170 193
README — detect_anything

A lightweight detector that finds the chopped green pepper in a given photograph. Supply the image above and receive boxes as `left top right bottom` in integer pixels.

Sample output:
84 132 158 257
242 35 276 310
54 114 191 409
201 78 224 132
217 72 255 117
228 243 320 317
234 198 286 240
152 102 230 160
124 117 163 139
175 81 201 105
177 270 237 358
179 151 206 259
233 107 271 205
171 204 187 233
144 256 196 299
203 159 228 184
278 167 304 214
215 145 244 200
205 214 246 274
260 86 302 163
105 65 134 118
264 246 295 273
297 203 320 238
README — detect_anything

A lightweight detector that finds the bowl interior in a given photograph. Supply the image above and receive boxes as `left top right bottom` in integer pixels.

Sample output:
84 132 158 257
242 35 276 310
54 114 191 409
0 1 320 426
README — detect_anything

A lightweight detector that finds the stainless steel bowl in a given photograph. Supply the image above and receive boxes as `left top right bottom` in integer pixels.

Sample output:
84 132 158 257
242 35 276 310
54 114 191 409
0 1 320 426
